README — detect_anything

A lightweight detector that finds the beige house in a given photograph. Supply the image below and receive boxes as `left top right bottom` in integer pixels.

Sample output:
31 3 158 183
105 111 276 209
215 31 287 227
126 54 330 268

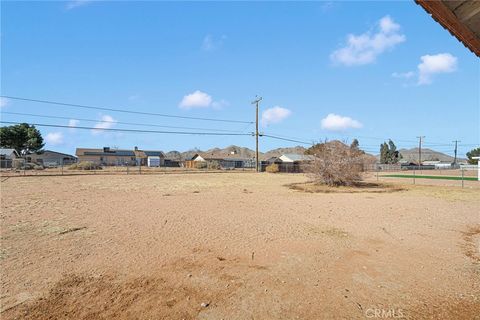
26 150 77 167
76 147 164 166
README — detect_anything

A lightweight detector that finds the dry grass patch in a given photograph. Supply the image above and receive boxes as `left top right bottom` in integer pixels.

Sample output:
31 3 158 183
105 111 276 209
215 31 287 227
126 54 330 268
287 181 404 194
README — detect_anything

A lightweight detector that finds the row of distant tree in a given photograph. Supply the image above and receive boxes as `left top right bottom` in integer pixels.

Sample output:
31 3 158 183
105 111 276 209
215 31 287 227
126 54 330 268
0 123 479 164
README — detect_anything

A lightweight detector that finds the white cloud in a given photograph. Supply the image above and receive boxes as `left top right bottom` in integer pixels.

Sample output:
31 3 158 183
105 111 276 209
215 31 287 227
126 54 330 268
391 71 415 79
179 90 213 109
417 53 457 85
92 115 117 134
0 97 8 108
201 34 226 52
45 132 64 145
330 15 405 66
68 119 80 127
261 106 292 126
66 0 91 10
321 113 362 131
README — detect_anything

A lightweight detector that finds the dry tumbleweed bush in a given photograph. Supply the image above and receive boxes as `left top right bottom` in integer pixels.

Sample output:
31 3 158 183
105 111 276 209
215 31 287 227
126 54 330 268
306 142 364 186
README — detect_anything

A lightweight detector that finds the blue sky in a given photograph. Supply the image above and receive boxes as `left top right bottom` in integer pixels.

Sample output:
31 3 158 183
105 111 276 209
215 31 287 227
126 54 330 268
1 1 479 156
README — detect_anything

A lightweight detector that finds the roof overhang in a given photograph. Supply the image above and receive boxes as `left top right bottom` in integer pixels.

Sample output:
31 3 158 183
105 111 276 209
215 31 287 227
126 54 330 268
416 0 480 57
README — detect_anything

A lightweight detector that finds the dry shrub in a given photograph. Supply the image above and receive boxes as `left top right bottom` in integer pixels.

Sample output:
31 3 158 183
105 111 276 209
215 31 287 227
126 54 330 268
266 163 279 173
207 160 220 170
306 142 364 186
68 161 102 170
194 161 207 169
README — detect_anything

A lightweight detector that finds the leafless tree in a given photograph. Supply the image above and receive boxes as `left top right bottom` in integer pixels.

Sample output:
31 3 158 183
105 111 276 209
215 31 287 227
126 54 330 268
306 142 364 186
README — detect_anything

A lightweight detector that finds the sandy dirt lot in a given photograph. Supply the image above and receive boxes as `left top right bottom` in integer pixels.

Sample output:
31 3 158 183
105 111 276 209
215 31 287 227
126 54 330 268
1 173 479 319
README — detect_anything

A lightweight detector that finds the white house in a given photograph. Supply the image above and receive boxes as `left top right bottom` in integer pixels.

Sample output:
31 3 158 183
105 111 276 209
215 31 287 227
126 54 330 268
278 154 315 163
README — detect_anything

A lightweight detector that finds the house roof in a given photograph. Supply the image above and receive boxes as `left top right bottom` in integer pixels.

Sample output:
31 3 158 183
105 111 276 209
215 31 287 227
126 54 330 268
0 148 19 157
76 148 136 157
144 150 165 157
191 153 253 161
76 148 165 158
280 154 315 162
416 0 480 57
34 150 76 158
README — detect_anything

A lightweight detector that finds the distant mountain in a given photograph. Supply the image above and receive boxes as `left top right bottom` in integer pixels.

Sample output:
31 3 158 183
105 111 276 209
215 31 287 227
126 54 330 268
165 143 380 162
203 145 257 159
399 148 462 163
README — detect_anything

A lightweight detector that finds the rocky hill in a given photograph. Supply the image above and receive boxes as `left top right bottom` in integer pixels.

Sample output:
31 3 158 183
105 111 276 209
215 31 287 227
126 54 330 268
399 148 461 163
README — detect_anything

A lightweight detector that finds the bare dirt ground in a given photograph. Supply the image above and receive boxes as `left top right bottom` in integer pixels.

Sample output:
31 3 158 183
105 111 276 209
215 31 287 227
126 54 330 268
1 172 479 319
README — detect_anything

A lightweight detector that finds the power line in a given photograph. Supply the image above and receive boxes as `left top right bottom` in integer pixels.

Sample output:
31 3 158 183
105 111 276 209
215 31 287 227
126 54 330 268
1 111 244 133
263 134 313 145
1 95 253 124
0 121 252 136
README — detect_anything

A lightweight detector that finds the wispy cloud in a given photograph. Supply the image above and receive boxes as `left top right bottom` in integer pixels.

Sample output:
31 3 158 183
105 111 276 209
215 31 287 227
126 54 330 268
92 115 117 134
0 97 9 108
261 106 292 127
330 15 405 66
68 119 80 127
391 71 415 79
45 132 64 145
66 0 92 10
321 113 362 131
201 34 227 52
178 90 227 110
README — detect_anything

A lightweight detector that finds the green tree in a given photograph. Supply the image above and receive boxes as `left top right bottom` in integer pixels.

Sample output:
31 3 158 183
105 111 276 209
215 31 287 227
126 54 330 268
379 139 401 164
466 147 480 165
0 123 44 155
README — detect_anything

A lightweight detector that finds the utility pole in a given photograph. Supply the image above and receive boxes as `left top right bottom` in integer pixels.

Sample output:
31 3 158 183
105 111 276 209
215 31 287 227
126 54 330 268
417 136 425 165
453 140 460 165
251 96 262 172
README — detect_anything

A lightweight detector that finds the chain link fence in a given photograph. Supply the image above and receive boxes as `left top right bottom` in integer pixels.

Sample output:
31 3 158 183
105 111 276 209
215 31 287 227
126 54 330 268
0 158 256 177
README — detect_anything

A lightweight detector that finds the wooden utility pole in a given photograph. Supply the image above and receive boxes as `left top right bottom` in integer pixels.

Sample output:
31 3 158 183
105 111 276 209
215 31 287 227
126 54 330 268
417 136 425 165
453 140 460 164
251 96 262 172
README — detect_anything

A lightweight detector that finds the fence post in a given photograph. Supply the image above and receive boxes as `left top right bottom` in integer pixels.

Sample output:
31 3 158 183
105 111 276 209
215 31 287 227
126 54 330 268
461 168 464 188
413 169 415 185
61 159 64 175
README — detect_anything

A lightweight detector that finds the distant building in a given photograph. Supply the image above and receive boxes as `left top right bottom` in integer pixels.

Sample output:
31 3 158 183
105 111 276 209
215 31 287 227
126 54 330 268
186 153 254 169
26 150 77 167
261 153 314 173
0 148 20 168
76 147 165 166
278 154 315 163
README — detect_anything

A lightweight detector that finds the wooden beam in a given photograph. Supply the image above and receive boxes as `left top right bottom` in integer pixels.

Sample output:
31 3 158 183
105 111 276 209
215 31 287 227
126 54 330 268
453 1 480 22
416 0 480 57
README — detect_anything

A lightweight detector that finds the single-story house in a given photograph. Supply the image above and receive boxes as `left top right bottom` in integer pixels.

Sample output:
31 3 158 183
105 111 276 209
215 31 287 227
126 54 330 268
261 153 315 173
422 160 453 169
186 153 255 169
133 149 165 166
26 150 77 167
0 148 20 168
76 147 165 166
278 154 315 163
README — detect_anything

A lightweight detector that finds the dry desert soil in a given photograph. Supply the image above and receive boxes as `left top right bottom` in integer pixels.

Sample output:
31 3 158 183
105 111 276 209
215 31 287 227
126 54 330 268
1 172 479 319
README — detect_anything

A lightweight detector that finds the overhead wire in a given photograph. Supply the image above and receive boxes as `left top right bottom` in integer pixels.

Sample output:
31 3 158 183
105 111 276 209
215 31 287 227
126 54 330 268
1 111 245 133
0 121 252 136
0 95 253 124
